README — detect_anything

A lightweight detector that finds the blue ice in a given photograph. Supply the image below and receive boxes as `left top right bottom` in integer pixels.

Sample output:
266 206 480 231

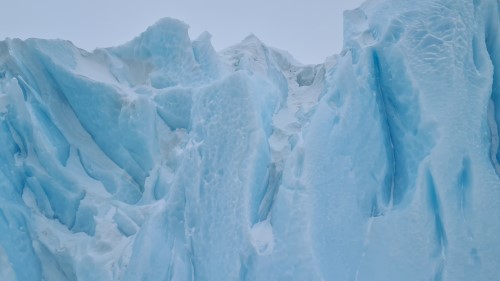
0 1 499 280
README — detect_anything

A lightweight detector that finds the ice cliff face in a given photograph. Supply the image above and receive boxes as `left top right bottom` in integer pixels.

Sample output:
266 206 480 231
0 0 499 280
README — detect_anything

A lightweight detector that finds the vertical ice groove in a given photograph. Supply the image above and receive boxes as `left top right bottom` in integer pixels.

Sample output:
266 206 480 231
238 254 250 281
426 170 447 265
434 262 445 281
257 163 282 221
458 156 472 219
488 100 500 175
372 50 396 208
425 169 448 281
16 76 71 166
483 0 500 175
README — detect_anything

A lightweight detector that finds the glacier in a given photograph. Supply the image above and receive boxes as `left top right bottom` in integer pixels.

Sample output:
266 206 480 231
0 0 500 280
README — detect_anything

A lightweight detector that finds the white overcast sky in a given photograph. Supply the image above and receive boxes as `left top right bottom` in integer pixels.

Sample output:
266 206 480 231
0 0 365 64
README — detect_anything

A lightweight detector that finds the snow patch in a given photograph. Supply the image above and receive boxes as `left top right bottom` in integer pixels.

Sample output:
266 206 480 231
250 220 275 256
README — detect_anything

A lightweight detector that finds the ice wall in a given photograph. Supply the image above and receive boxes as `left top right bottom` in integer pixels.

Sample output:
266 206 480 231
0 0 499 280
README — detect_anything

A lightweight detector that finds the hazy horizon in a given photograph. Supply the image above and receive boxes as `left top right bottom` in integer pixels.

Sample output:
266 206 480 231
0 0 365 64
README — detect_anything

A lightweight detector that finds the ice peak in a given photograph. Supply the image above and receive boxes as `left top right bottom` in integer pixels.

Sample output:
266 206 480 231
242 33 264 45
110 17 192 62
141 17 190 40
194 31 212 43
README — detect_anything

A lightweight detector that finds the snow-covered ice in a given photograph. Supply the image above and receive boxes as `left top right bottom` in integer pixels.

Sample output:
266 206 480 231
0 0 499 280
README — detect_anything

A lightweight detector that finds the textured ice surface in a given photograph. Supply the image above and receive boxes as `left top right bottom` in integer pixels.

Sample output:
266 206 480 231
1 0 500 280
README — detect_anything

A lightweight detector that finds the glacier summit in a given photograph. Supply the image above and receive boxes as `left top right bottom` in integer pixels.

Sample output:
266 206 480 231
0 0 500 280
